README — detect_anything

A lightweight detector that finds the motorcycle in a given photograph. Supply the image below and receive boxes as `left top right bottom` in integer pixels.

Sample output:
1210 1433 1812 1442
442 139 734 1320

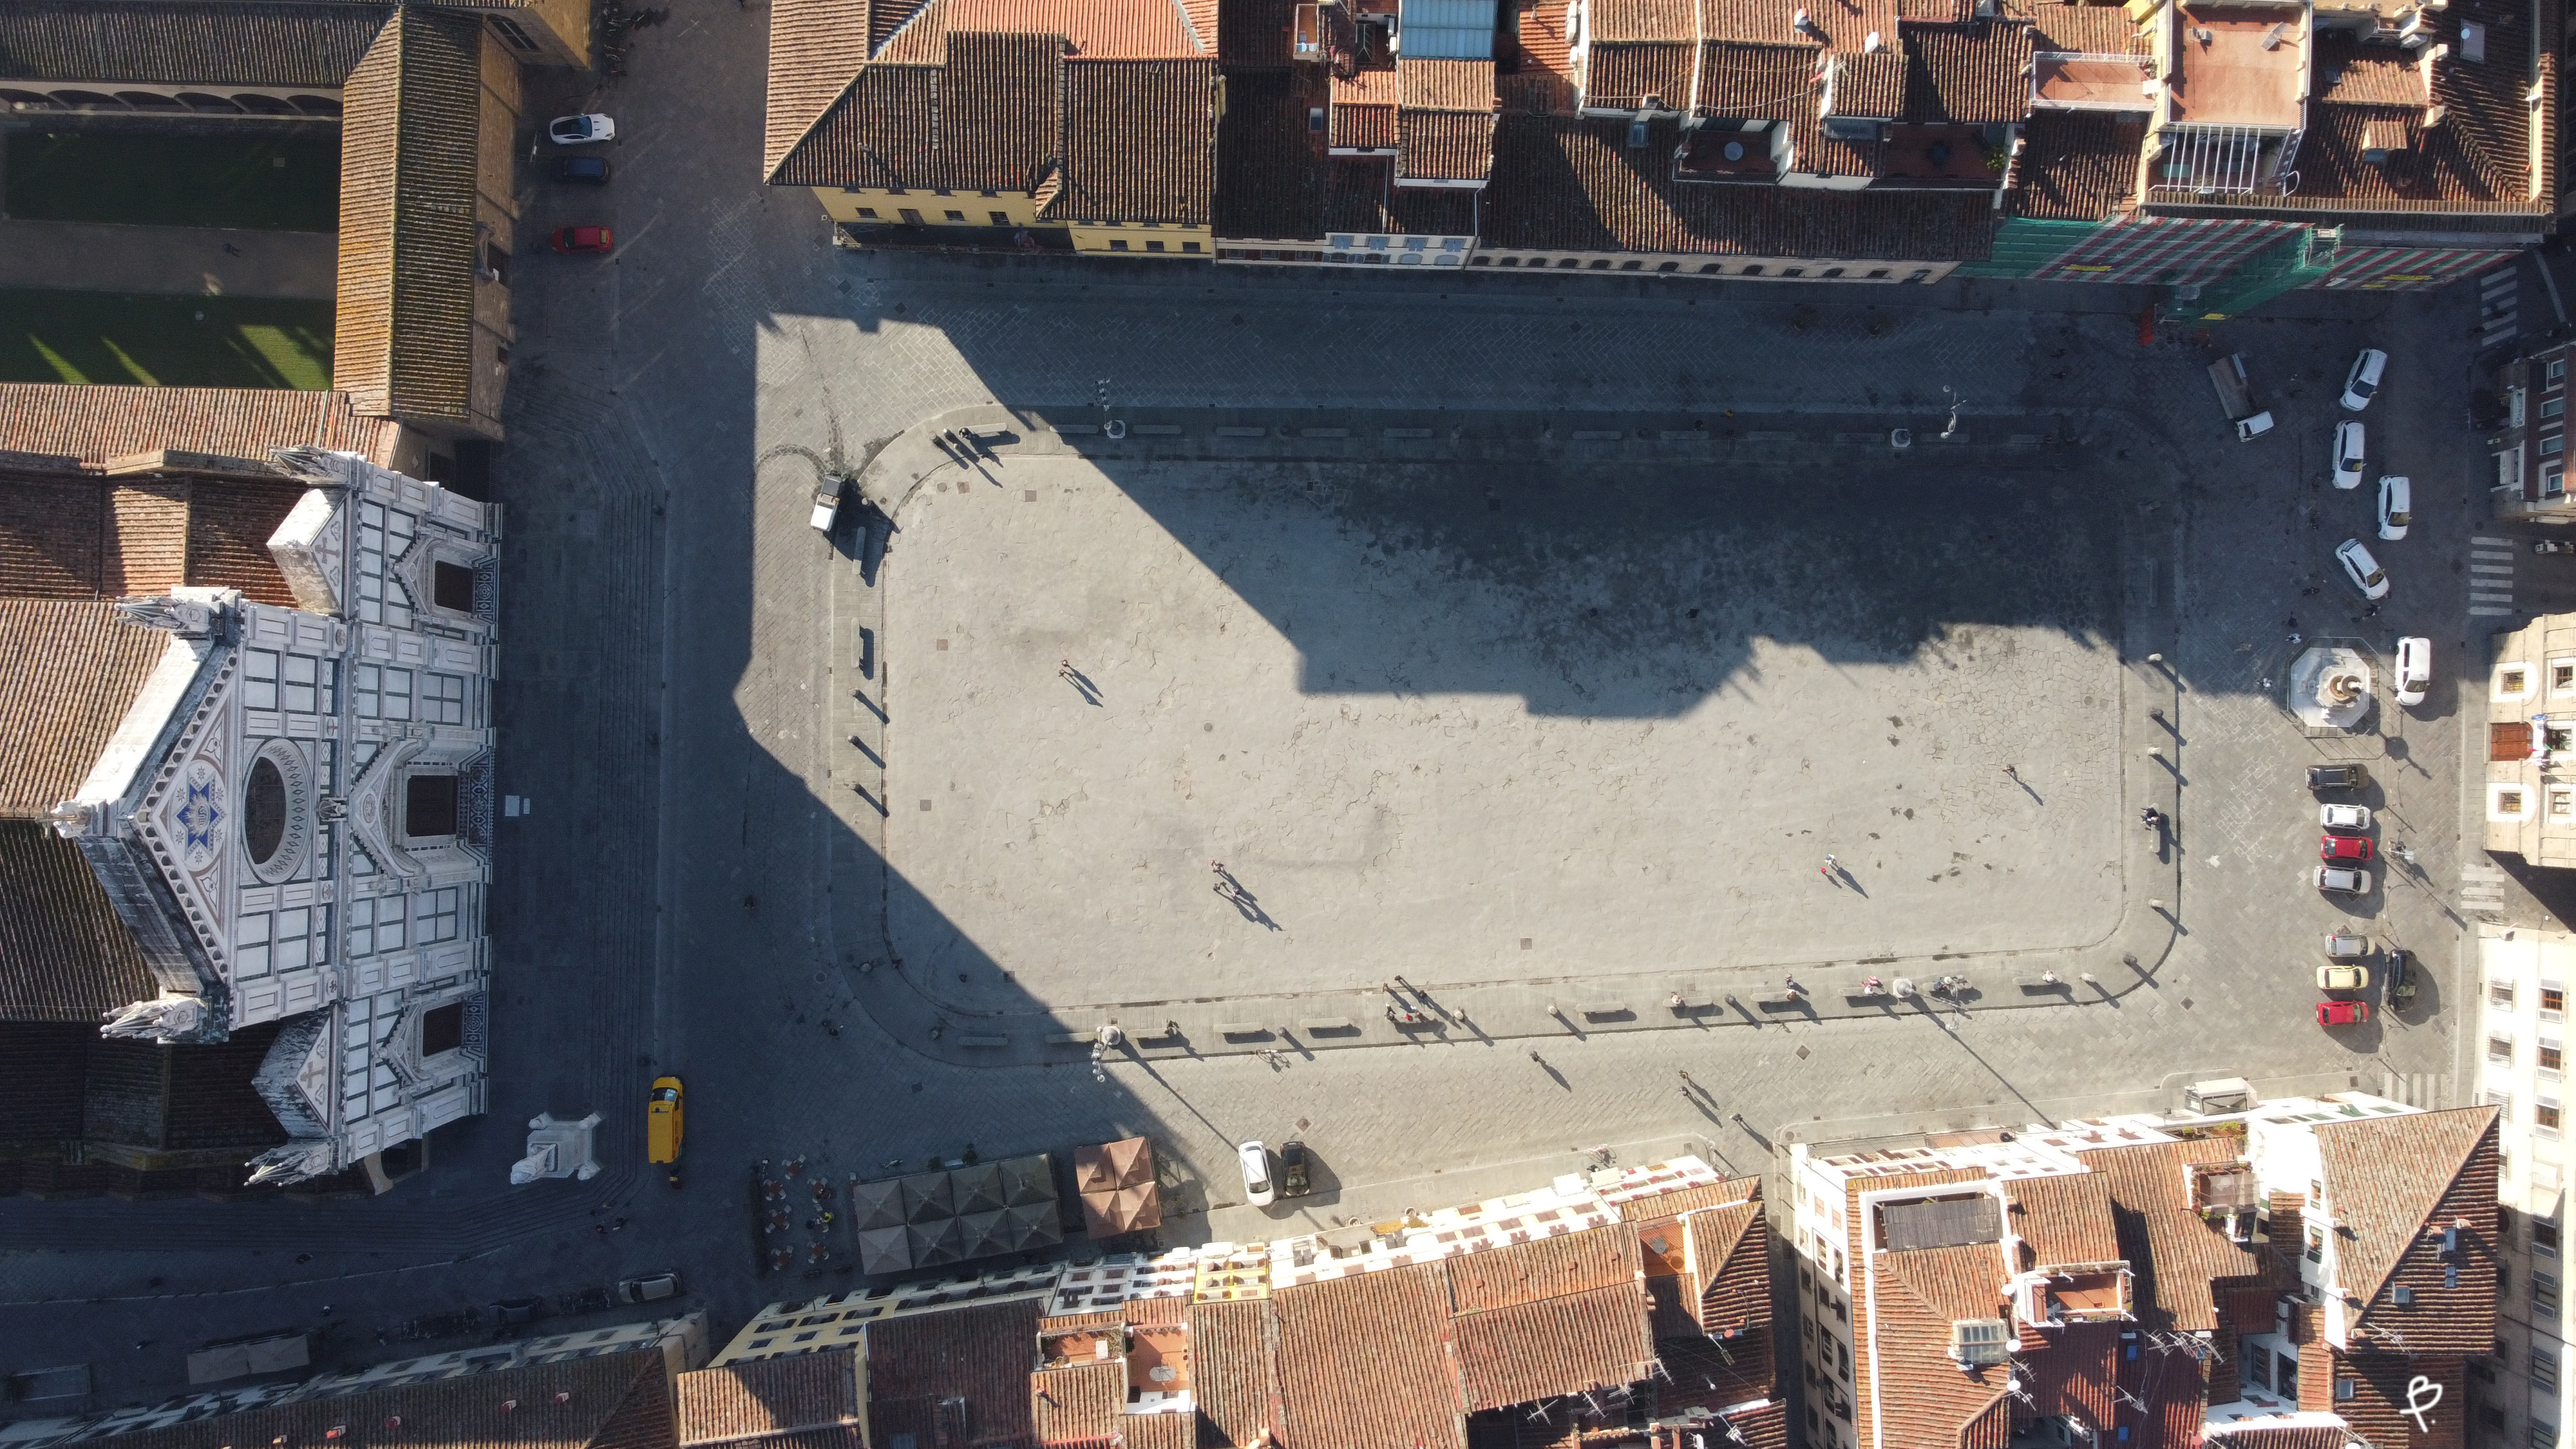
2536 540 2576 554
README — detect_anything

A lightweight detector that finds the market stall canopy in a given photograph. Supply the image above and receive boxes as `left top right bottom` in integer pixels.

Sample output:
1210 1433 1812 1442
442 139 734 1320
1075 1136 1162 1237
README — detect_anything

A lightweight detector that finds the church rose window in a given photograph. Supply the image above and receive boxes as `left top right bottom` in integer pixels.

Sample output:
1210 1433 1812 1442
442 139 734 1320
245 757 288 864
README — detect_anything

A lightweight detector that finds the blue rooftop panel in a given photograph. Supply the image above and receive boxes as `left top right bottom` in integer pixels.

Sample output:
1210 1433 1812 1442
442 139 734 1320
1399 0 1493 57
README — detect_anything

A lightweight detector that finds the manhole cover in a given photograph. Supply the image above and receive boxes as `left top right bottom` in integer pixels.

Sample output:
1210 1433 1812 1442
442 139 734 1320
2182 998 2194 1009
1796 1045 1810 1060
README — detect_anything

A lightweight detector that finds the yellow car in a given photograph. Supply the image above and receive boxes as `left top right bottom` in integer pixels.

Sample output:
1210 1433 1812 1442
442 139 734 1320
648 1077 683 1164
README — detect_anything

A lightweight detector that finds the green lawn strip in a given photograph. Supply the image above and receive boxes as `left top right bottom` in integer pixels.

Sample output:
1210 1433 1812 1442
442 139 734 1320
5 133 339 232
0 290 332 389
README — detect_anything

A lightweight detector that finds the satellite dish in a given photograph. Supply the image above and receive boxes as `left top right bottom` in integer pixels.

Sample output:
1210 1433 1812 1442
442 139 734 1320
1723 138 1745 160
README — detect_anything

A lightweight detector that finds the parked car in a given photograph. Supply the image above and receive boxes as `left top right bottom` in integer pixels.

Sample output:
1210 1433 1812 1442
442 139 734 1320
1280 1140 1311 1197
2393 637 2430 708
2334 538 2389 600
2323 932 2370 960
493 1297 544 1327
2316 998 2371 1027
2321 834 2376 863
2340 348 2389 410
548 113 616 144
2333 421 2365 489
810 482 843 535
617 1272 681 1304
2320 804 2373 833
2307 763 2370 790
1238 1140 1274 1207
553 155 610 184
2386 949 2418 1005
647 1076 682 1164
551 225 613 254
2316 963 2369 992
2376 475 2412 541
2316 864 2371 895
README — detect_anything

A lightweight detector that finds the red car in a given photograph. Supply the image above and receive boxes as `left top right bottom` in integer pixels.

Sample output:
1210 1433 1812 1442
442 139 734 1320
2316 999 2371 1027
551 225 613 254
2319 834 2374 862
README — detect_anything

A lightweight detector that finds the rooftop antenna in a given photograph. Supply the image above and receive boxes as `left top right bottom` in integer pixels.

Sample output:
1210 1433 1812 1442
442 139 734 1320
2262 20 2287 47
2114 1388 2151 1413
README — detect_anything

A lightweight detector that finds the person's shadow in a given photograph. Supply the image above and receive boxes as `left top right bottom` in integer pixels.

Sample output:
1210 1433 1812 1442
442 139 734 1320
1214 869 1282 930
1059 663 1103 706
1830 863 1870 898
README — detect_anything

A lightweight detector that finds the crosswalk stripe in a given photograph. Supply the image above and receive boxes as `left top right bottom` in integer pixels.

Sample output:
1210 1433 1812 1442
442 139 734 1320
2475 536 2514 545
2472 565 2516 574
2474 550 2519 560
2472 607 2517 616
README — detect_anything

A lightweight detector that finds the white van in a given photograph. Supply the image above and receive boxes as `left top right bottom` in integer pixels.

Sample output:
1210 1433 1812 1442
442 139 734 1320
2394 637 2430 707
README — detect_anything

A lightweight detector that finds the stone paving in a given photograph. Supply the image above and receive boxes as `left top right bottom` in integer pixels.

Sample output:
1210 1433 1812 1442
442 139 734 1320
0 0 2510 1412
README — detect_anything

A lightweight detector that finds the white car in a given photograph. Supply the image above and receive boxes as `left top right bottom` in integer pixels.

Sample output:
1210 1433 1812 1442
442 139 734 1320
548 113 616 145
2334 538 2390 600
2320 803 2374 832
2316 963 2369 991
2316 864 2371 895
2332 421 2365 489
2340 348 2388 410
1238 1140 1274 1207
2376 475 2411 541
2393 636 2430 707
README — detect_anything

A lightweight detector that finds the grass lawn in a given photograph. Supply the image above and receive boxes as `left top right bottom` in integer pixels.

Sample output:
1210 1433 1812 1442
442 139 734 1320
0 290 332 389
5 133 339 232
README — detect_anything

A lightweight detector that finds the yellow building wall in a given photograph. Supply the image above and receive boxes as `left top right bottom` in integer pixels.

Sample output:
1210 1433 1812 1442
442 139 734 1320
815 187 1053 227
1067 220 1214 257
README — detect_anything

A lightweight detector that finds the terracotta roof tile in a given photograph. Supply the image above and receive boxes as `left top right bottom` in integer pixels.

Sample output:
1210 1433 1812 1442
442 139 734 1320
2318 1105 2499 1351
0 599 169 823
878 0 1205 64
1121 1414 1196 1449
937 32 1066 191
1187 1298 1279 1449
1042 58 1217 222
1592 0 1694 43
1687 1198 1771 1336
1785 110 1880 176
2328 1352 2465 1449
773 64 937 187
1448 1224 1642 1311
0 386 399 469
333 7 484 426
1332 67 1399 147
1695 41 1821 115
2313 35 2426 105
1030 1363 1123 1444
2072 1139 2269 1332
1274 1262 1464 1449
2011 111 2141 219
1903 23 2030 122
1451 1283 1655 1412
1220 0 1298 66
763 0 873 176
0 474 102 600
2022 2 2143 55
1122 1295 1188 1325
2008 1171 2120 1267
1213 66 1330 238
1508 0 1577 112
2203 1429 2354 1449
1586 41 1694 106
0 1 389 87
1827 48 1907 117
2016 1320 2119 1424
865 1298 1041 1449
1399 58 1495 181
1618 1174 1758 1220
1864 1243 2015 1449
0 820 157 1023
676 1351 862 1448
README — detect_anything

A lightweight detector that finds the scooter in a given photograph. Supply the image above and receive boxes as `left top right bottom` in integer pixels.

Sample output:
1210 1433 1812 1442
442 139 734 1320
2537 539 2576 554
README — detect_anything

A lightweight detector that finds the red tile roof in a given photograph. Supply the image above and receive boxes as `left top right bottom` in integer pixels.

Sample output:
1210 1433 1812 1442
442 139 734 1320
1903 23 2030 123
0 819 158 1024
1865 1244 2016 1449
1687 1200 1770 1336
90 1349 678 1449
1030 1363 1123 1444
865 1298 1041 1449
0 386 400 469
0 599 168 823
1827 48 1907 118
1212 66 1330 238
1447 1224 1641 1312
764 0 873 176
1219 0 1296 65
1332 66 1399 148
2008 1170 2119 1267
2318 1105 2499 1352
1273 1263 1464 1449
2011 112 2142 220
2327 1352 2466 1449
1695 41 1822 115
1483 113 1998 258
1041 59 1218 223
878 0 1205 61
2072 1139 2269 1332
676 1353 862 1448
1450 1283 1655 1412
1187 1298 1280 1449
1397 59 1496 182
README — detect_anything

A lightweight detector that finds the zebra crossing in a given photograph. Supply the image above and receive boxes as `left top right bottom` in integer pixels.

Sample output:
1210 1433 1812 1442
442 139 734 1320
2460 860 2511 918
2478 265 2523 352
2471 536 2518 617
2379 1072 2451 1108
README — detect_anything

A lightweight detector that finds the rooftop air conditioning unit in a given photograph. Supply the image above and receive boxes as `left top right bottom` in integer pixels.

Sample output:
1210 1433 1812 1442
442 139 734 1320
1948 1318 2012 1367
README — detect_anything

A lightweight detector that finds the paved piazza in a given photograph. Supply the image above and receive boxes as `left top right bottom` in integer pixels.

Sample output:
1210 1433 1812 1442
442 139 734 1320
887 455 2134 1011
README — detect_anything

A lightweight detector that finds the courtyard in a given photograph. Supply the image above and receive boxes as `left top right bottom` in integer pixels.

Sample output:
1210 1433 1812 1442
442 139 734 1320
883 451 2150 1016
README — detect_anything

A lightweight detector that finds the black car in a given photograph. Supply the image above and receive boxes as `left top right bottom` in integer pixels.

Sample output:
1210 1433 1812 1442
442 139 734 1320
2385 949 2416 1005
1279 1140 1311 1197
553 155 610 184
493 1296 544 1327
2306 764 2369 790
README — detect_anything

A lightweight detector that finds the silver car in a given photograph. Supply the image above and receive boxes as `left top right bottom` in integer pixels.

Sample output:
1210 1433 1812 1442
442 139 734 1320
2332 421 2365 489
2316 865 2371 895
2392 637 2430 708
2340 348 2388 411
2376 475 2411 541
2334 538 2389 600
1238 1140 1274 1207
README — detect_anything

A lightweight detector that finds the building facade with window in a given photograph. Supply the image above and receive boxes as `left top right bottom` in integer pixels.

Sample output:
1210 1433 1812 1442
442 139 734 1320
2485 615 2576 867
1788 1093 2499 1449
2489 341 2576 522
2477 927 2573 1449
0 443 498 1191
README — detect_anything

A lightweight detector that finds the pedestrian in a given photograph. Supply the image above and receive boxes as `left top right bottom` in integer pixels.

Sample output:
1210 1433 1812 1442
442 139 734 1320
2261 676 2274 690
2002 764 2018 777
2289 632 2303 645
222 242 241 256
1678 1070 1692 1083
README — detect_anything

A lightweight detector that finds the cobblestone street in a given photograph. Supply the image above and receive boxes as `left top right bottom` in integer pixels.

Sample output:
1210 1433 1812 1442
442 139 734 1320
0 0 2515 1413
